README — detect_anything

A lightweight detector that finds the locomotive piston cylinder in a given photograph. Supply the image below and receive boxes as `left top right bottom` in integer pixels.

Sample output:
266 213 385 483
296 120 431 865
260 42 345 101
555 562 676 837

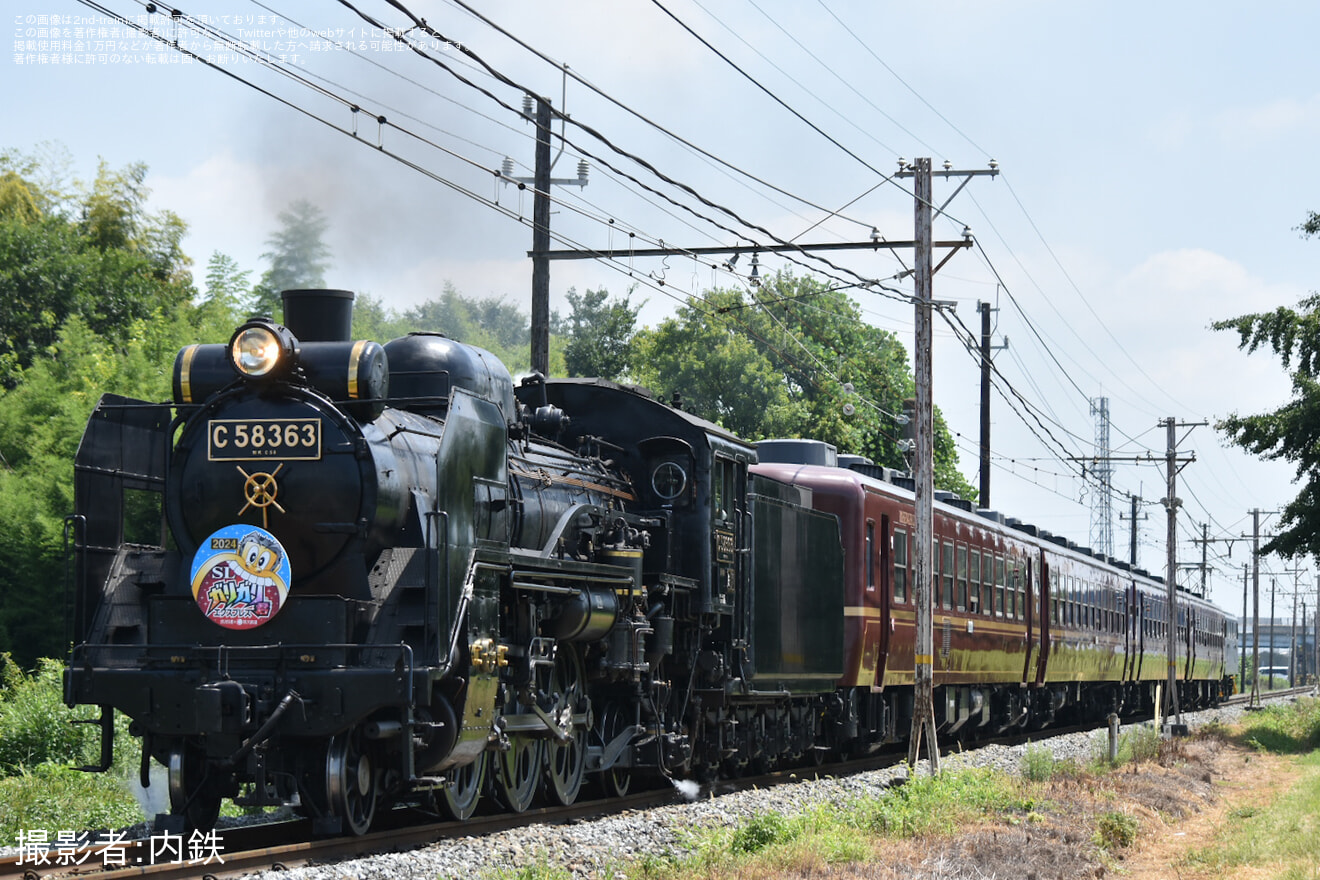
542 586 620 642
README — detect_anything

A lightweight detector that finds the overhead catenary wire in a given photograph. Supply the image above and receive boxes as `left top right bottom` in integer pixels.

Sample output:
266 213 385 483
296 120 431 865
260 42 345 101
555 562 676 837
356 0 903 296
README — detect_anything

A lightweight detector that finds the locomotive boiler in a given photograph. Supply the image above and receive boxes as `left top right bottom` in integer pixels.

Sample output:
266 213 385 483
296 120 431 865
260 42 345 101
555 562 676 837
64 288 1234 836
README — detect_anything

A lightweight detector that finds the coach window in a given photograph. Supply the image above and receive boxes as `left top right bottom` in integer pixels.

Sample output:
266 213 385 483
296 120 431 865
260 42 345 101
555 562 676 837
956 545 969 611
942 541 955 609
1061 575 1071 630
866 521 876 593
1008 564 1019 620
934 540 945 609
994 555 1006 617
892 528 908 604
968 547 981 613
1012 565 1023 620
1005 564 1016 619
982 551 994 616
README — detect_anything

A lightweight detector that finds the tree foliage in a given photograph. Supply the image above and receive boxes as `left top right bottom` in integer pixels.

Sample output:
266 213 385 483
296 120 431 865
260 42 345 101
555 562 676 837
1213 215 1320 558
0 152 194 388
631 272 975 499
398 283 557 372
563 286 642 381
0 310 205 664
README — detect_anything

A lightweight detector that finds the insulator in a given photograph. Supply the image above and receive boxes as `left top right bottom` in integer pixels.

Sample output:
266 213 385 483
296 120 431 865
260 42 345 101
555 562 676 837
577 159 589 183
522 94 534 117
501 157 514 177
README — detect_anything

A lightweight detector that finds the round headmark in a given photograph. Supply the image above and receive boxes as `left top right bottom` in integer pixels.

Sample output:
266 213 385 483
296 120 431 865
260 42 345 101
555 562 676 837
190 525 292 630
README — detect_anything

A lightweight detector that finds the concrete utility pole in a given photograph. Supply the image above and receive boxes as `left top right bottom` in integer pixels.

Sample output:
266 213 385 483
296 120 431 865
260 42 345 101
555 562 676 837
1292 581 1300 687
1121 493 1146 568
1241 563 1249 686
1251 509 1262 707
1159 417 1203 733
1162 418 1183 731
503 94 589 377
978 301 1007 508
530 96 552 377
1270 577 1277 690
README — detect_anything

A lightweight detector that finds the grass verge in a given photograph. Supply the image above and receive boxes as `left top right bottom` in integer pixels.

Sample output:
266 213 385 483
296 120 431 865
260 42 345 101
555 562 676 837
1177 698 1320 878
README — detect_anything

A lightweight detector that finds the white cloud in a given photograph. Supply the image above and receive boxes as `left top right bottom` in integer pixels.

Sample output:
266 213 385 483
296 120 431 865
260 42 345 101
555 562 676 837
147 150 270 280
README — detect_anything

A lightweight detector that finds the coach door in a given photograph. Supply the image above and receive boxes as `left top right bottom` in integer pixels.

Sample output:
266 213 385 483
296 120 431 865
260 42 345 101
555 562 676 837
1032 554 1050 685
872 512 893 687
1185 606 1196 681
1134 592 1146 680
1123 580 1137 682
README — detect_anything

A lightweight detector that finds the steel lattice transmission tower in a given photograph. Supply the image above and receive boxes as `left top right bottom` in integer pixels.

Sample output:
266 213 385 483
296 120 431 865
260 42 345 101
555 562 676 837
1090 397 1114 558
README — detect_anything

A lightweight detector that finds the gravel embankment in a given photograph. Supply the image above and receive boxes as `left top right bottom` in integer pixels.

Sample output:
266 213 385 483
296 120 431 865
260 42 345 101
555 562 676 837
244 695 1287 880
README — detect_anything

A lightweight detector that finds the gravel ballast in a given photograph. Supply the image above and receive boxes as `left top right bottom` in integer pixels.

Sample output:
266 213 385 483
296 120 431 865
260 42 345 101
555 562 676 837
240 697 1281 880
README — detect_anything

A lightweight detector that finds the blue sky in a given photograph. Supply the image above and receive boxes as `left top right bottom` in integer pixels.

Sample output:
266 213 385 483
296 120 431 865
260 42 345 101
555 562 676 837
8 1 1320 616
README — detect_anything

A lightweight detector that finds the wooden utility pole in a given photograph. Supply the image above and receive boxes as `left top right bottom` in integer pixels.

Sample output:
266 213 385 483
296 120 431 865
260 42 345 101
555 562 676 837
907 158 939 773
893 158 997 772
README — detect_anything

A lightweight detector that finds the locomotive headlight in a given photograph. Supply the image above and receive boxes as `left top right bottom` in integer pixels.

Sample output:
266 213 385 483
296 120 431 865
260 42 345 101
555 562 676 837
229 321 296 379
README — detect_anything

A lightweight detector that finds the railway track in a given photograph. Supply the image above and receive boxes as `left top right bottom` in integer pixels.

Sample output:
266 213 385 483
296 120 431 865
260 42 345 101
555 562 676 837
7 687 1312 880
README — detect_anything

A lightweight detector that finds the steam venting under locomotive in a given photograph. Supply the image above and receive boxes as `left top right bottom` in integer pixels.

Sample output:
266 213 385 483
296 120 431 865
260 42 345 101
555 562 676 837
65 289 1235 835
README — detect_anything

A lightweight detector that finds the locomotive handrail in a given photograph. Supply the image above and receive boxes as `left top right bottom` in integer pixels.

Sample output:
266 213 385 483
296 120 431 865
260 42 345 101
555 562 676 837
511 581 582 596
63 513 87 652
72 462 168 484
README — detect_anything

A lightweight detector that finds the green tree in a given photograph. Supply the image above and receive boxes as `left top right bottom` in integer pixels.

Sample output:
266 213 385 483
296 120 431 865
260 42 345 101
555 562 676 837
562 286 642 381
634 300 798 438
0 152 193 388
401 284 542 370
250 199 332 317
0 308 203 665
1213 216 1320 557
200 251 250 327
632 272 974 499
348 291 407 343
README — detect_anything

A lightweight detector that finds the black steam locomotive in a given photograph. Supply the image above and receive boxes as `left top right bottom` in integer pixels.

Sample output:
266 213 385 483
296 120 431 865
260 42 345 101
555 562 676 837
64 289 1232 834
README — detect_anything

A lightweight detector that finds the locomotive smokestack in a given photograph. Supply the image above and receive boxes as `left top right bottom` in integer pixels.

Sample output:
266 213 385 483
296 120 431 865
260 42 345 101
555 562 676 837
281 289 355 342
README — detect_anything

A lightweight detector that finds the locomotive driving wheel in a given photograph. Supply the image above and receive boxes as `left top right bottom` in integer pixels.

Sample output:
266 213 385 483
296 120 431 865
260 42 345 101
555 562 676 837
595 701 634 797
325 728 378 835
167 742 222 831
437 754 486 821
493 732 543 813
543 647 588 806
